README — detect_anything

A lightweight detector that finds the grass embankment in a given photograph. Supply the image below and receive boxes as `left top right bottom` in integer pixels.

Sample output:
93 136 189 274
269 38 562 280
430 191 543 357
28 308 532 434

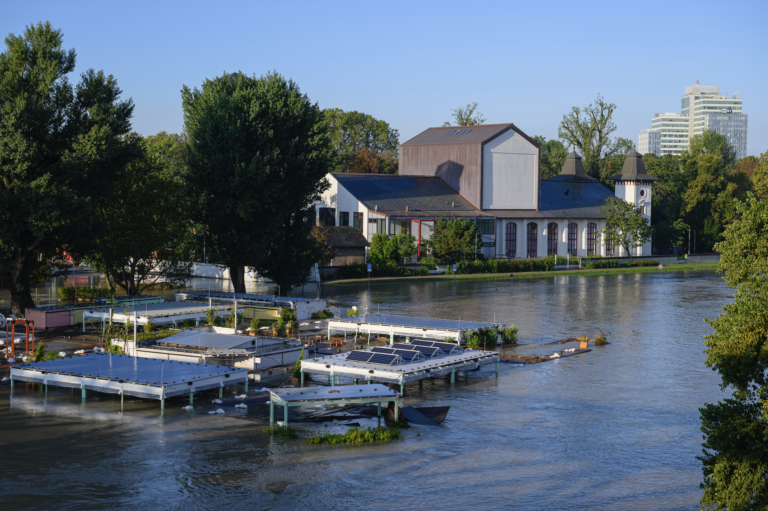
307 426 403 445
325 262 719 284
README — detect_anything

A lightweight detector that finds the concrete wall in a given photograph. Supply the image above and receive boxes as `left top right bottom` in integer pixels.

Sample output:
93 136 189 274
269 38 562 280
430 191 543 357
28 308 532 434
482 130 539 210
685 254 720 263
191 263 262 282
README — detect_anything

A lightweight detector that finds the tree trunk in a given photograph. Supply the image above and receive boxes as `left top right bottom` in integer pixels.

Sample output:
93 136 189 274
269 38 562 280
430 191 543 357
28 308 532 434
10 251 35 315
230 265 246 294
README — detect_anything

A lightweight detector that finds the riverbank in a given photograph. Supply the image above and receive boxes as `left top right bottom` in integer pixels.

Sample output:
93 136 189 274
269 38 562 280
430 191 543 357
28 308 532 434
323 262 719 284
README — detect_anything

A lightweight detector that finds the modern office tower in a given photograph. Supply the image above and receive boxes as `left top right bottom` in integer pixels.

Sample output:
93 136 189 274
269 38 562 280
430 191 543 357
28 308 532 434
639 83 748 158
638 129 660 156
650 113 690 156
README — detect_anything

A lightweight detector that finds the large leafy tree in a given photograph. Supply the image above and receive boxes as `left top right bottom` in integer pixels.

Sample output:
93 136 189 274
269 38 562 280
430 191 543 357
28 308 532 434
751 151 768 201
0 22 138 313
425 217 479 263
558 94 620 180
368 232 416 269
84 137 193 296
686 129 737 168
257 206 329 295
183 71 331 293
643 153 689 250
598 197 653 262
442 102 486 127
699 194 768 510
324 109 399 174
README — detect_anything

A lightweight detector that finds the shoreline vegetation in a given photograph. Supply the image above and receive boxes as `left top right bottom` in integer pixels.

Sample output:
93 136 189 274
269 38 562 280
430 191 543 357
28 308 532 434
323 261 719 284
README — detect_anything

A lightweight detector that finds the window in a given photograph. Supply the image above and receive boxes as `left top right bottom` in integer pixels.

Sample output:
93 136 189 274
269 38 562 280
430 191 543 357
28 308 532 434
339 212 349 226
527 223 538 258
319 207 335 227
605 224 613 256
587 223 597 256
547 223 558 256
353 212 363 230
390 219 411 236
476 219 495 235
567 222 578 256
505 222 517 258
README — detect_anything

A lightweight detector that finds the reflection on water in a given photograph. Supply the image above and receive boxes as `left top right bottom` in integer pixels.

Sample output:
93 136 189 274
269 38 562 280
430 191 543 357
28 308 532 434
0 270 729 510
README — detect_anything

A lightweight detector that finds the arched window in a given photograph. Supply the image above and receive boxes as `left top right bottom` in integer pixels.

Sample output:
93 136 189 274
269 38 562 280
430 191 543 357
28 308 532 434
505 222 517 258
527 223 538 258
567 222 578 256
605 223 613 256
587 222 597 255
547 222 558 256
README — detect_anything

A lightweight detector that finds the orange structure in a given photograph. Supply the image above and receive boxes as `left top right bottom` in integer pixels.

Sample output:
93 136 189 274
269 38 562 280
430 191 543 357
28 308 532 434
6 319 35 359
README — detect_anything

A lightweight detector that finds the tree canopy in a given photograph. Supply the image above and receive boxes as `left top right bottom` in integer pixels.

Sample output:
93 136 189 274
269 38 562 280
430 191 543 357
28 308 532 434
533 136 569 179
425 218 479 263
0 21 138 313
182 71 331 293
443 102 486 127
368 232 416 269
699 194 768 510
558 94 621 180
323 108 399 174
598 197 653 262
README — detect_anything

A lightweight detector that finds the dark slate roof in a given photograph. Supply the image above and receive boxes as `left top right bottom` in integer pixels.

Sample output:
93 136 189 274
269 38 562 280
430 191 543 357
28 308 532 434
490 175 615 219
320 227 369 248
401 124 538 146
560 152 593 178
607 150 660 182
332 174 480 216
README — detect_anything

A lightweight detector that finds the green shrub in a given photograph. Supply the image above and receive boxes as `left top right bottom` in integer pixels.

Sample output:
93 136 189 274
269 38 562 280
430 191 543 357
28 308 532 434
204 309 221 326
500 324 518 344
277 308 298 330
451 258 554 275
631 260 659 267
181 319 196 328
33 342 46 362
263 426 298 439
577 335 589 343
323 310 334 318
250 318 261 331
106 339 124 355
293 347 304 379
42 351 61 361
56 286 108 300
306 426 403 445
464 327 499 349
310 310 327 319
595 333 607 345
586 259 619 269
347 308 360 317
274 324 286 337
335 262 429 279
143 321 156 333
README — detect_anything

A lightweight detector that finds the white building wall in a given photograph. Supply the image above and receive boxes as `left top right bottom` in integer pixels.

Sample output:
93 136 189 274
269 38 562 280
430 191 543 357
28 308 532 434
482 130 539 210
317 174 372 238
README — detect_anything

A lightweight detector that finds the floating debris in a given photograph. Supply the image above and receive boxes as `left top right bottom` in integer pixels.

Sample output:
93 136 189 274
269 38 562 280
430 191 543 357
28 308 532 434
235 403 247 409
182 405 194 411
212 399 222 404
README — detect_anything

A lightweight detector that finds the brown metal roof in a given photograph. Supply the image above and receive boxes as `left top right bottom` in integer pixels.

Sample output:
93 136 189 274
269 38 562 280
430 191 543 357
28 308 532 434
606 151 660 182
560 152 594 179
401 124 539 147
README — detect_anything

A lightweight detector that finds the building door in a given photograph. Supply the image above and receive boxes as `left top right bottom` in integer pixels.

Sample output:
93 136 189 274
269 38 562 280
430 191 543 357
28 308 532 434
547 223 558 256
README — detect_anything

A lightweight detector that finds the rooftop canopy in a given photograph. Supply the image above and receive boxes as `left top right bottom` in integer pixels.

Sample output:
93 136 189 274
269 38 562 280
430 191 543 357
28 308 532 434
327 315 501 342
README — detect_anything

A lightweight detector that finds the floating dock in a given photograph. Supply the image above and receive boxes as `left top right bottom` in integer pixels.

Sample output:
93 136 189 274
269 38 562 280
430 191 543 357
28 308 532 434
326 314 501 343
136 330 303 370
301 342 499 388
176 291 326 320
268 384 401 425
82 302 236 329
9 353 248 407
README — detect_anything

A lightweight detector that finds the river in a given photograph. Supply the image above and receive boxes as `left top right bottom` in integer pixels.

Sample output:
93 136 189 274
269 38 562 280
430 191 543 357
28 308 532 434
0 269 729 510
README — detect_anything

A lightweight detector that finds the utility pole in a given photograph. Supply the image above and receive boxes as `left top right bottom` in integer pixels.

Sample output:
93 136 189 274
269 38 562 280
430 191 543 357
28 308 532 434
475 233 478 261
688 229 691 255
694 230 696 255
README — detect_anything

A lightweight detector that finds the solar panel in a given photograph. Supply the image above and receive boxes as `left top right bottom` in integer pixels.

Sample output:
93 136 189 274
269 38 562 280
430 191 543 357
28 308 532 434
391 349 422 361
371 347 395 354
368 354 398 366
431 341 462 355
346 351 373 362
398 345 441 358
411 340 433 347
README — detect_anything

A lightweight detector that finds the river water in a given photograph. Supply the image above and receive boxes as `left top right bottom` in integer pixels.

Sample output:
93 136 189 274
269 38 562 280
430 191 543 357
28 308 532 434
0 270 729 510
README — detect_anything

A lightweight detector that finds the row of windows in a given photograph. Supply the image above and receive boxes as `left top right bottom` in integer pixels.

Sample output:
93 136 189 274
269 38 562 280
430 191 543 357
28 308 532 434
321 209 364 230
504 222 608 258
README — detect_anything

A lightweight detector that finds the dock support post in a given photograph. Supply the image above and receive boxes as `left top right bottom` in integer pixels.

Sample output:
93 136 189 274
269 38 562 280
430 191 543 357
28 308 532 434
161 393 165 411
121 393 124 408
189 390 194 404
389 334 393 346
269 397 274 425
394 399 399 422
283 403 288 426
81 387 86 401
450 369 455 385
377 402 381 417
368 379 371 385
219 385 223 399
495 359 499 377
245 379 249 392
400 383 404 396
82 315 85 333
406 336 410 343
354 378 358 384
300 372 304 388
327 328 331 341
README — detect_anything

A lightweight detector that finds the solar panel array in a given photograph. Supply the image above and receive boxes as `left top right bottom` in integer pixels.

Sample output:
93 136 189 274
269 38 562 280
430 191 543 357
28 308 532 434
345 350 401 366
372 347 424 362
409 339 462 355
332 315 496 331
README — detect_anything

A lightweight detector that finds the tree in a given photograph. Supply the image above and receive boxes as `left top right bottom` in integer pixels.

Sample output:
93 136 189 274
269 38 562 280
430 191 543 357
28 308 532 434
442 102 486 127
598 197 653 262
685 129 737 168
84 140 193 296
425 218 479 263
749 151 768 201
182 71 331 293
0 22 138 313
533 136 569 179
558 94 619 180
699 194 768 510
368 232 416 269
257 206 328 295
324 108 399 174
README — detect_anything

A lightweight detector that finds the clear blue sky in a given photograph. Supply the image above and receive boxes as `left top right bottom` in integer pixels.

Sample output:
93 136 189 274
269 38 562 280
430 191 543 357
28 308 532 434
4 0 766 156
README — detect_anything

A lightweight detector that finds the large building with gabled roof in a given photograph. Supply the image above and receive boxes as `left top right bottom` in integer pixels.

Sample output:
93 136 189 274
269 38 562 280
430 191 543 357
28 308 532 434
316 124 654 259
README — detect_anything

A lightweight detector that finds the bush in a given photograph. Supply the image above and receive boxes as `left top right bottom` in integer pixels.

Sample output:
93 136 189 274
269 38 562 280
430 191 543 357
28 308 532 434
263 426 298 439
500 324 518 344
586 259 619 269
347 308 360 318
335 262 429 279
33 342 46 362
464 327 499 349
274 324 286 337
143 321 156 333
577 335 589 343
106 339 124 355
449 258 554 275
42 350 61 361
323 310 334 318
181 319 196 328
250 318 261 331
293 347 304 379
306 426 403 445
310 310 327 319
595 333 607 345
277 308 298 330
56 286 109 300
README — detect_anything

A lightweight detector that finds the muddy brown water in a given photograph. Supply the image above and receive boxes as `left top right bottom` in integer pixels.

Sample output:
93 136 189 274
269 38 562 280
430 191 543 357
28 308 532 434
0 270 729 510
